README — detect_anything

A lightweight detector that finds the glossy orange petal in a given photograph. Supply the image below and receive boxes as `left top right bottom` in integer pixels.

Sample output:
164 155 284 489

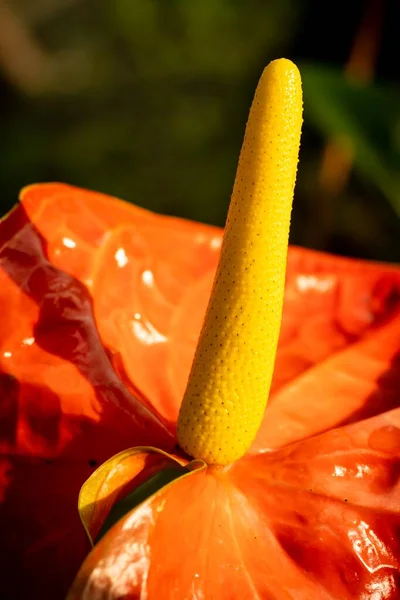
19 183 221 426
0 196 175 599
68 408 400 599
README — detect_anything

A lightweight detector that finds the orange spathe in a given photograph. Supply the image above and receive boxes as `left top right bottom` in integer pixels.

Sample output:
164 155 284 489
1 182 400 599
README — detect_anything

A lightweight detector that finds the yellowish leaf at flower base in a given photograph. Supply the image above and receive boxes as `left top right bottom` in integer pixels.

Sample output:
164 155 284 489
177 58 303 465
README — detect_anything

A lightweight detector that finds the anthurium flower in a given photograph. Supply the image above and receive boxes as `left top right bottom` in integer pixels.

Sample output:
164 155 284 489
0 59 399 600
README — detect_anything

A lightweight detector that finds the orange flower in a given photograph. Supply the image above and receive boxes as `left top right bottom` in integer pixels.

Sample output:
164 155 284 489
1 60 400 599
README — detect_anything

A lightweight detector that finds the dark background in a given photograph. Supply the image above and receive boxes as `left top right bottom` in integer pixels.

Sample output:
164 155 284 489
1 0 399 261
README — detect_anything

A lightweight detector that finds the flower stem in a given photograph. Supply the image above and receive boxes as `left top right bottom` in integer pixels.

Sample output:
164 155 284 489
177 59 303 465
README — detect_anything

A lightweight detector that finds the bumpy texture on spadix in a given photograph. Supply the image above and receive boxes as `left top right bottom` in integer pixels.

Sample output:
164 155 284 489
177 59 303 464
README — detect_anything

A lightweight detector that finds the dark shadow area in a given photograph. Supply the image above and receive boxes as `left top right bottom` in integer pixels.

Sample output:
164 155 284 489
0 373 141 598
0 376 181 599
0 389 95 599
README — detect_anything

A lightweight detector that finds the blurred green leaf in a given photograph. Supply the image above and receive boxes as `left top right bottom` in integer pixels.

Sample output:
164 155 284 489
301 63 400 217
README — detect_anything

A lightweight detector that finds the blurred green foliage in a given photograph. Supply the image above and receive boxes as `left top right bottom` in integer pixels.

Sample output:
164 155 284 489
1 0 399 262
2 0 298 225
302 63 400 219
